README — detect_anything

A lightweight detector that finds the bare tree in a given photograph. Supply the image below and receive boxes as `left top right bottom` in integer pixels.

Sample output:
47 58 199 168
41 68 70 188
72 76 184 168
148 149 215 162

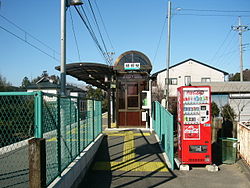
152 84 164 102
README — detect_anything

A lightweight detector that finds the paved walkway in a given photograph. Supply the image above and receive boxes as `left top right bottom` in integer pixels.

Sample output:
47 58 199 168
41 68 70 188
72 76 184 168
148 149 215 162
78 129 250 188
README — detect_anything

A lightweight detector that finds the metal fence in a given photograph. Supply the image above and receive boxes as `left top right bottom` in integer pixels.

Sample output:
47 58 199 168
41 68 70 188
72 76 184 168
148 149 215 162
0 92 34 188
237 121 250 166
0 92 102 187
152 101 174 170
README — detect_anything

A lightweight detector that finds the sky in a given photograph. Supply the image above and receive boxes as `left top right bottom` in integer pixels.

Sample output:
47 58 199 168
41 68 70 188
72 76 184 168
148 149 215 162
0 0 250 87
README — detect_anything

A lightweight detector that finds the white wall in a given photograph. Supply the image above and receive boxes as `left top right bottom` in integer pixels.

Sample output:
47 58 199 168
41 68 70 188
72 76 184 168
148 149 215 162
157 59 225 97
27 89 58 94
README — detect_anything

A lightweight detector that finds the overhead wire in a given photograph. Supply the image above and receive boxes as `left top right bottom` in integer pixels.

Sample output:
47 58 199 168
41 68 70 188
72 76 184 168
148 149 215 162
179 8 250 13
0 24 59 62
173 8 249 74
80 4 110 65
0 14 58 55
87 0 111 65
0 13 74 62
173 13 250 17
212 33 238 72
93 0 115 53
209 29 233 63
69 7 81 61
152 15 167 65
78 5 106 61
74 5 110 65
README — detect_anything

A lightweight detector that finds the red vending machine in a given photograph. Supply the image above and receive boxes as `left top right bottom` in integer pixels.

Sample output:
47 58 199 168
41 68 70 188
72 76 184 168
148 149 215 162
177 86 212 165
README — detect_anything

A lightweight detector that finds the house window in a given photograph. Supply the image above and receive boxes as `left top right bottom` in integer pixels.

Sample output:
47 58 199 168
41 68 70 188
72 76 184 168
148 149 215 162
170 78 178 85
201 78 211 83
184 76 191 86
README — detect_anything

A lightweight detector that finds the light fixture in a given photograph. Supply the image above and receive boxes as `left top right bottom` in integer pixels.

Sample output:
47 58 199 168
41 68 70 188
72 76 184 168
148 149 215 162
70 0 83 6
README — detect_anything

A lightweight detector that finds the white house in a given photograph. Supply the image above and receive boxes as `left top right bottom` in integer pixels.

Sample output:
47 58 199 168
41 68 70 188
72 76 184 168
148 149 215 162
27 75 86 98
152 58 228 97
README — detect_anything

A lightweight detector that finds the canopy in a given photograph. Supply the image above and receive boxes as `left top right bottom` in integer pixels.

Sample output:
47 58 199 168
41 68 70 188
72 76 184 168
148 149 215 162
55 62 113 90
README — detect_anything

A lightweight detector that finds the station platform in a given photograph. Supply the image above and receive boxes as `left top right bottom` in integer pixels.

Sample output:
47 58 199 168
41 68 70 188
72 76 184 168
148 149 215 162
78 129 175 187
77 129 250 188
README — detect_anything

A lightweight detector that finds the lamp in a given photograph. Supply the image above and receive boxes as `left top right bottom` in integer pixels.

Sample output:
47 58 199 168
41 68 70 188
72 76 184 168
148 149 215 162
70 0 83 6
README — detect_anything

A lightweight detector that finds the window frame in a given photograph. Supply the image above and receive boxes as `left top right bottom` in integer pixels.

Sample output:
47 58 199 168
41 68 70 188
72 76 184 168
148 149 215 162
169 78 178 85
184 76 191 86
201 77 211 83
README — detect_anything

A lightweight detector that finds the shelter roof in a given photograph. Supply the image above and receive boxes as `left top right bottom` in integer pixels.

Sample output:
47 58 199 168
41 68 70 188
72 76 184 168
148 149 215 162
55 62 113 90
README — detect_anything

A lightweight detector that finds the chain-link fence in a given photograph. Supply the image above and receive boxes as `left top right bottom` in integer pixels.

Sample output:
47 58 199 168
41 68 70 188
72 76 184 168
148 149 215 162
0 92 102 187
0 92 35 188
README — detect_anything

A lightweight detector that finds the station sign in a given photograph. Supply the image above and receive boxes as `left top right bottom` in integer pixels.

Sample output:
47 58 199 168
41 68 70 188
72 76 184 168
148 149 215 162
124 62 140 70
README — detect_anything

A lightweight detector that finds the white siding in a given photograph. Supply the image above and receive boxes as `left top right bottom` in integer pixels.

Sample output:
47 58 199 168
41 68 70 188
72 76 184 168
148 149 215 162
157 59 225 97
27 89 58 94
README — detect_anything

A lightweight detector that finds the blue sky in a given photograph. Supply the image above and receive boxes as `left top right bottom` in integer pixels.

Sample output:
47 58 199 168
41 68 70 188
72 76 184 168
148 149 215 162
0 0 250 86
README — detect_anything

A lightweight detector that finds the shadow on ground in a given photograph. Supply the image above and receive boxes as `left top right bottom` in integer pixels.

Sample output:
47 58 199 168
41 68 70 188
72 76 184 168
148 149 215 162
78 131 177 188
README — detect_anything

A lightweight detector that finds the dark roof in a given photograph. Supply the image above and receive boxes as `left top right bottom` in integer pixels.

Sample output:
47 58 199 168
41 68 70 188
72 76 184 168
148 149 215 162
27 80 86 92
55 62 113 90
151 58 229 77
27 81 60 89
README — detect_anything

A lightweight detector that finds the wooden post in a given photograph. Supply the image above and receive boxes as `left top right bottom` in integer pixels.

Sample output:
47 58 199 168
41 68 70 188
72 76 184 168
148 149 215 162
29 138 46 188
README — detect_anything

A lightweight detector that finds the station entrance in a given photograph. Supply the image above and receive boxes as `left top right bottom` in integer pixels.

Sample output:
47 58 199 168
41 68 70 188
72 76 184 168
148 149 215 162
113 51 152 128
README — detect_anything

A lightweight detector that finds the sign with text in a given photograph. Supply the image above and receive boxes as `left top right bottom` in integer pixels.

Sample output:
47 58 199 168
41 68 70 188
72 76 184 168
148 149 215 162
124 63 140 70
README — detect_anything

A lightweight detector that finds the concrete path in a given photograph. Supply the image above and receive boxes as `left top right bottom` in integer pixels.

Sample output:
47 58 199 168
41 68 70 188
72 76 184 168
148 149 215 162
79 129 174 187
79 129 250 188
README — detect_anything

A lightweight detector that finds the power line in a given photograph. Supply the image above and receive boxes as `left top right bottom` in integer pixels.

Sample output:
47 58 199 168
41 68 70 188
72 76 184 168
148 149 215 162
87 0 110 65
78 5 105 57
0 14 59 57
69 7 81 61
174 13 250 17
152 16 167 65
80 4 110 65
180 8 250 13
74 5 110 65
93 0 115 53
212 34 238 71
0 13 74 62
209 29 232 63
0 24 59 62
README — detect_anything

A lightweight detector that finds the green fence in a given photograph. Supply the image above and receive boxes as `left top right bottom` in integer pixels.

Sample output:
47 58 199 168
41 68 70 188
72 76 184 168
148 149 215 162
0 92 102 187
0 92 34 187
152 101 174 170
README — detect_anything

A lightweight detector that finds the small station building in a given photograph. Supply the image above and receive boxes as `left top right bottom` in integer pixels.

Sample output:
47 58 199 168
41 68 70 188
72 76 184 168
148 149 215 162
113 51 152 127
56 50 152 128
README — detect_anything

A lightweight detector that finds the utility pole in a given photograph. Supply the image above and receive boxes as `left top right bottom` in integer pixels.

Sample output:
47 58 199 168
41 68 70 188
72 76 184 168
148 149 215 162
60 0 67 96
165 0 171 109
60 0 83 96
232 17 249 82
164 1 171 109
